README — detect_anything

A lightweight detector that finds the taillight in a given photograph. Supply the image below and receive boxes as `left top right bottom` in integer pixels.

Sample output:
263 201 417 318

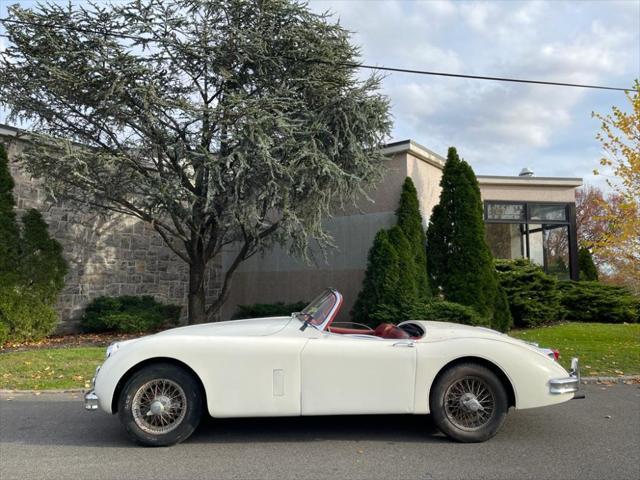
552 349 560 361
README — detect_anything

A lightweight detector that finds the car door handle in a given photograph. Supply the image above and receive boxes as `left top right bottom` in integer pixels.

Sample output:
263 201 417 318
392 342 414 348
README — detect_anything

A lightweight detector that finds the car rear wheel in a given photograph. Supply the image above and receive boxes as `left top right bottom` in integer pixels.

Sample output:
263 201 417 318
117 363 203 446
429 363 508 443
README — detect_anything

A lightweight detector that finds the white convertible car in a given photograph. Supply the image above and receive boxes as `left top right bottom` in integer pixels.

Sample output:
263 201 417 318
85 288 582 446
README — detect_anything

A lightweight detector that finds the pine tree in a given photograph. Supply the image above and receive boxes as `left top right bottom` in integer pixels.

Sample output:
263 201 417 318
351 230 400 326
0 143 20 280
426 147 512 331
21 209 68 302
578 247 599 281
396 177 430 299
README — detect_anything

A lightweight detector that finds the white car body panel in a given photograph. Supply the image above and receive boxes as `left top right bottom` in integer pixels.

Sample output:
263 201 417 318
93 309 576 418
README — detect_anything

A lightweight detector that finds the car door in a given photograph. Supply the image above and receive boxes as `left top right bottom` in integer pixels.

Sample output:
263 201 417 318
300 333 417 415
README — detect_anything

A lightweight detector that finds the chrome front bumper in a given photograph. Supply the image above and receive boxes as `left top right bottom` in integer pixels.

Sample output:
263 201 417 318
84 365 101 410
84 390 99 410
549 357 581 394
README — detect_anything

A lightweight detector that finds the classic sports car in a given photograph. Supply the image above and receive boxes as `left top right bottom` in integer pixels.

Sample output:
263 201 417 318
85 288 582 446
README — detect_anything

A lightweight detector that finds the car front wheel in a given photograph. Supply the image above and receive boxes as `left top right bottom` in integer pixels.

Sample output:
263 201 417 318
118 363 203 446
429 363 508 443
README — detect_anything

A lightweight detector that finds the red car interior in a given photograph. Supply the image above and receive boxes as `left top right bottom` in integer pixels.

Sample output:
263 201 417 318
327 323 411 339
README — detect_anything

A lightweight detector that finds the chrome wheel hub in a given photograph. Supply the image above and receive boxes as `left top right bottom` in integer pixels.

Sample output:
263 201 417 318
132 379 187 435
444 376 495 431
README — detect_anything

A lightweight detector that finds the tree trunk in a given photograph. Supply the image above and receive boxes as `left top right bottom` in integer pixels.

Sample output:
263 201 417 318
188 260 207 325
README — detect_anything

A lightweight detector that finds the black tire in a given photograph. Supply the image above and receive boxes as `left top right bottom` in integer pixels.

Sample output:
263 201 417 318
429 363 508 443
117 363 203 447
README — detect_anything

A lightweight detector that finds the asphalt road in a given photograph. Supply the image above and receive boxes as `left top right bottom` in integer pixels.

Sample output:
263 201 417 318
0 384 638 480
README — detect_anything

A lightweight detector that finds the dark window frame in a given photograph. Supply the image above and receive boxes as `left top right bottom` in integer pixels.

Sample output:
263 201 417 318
484 200 578 280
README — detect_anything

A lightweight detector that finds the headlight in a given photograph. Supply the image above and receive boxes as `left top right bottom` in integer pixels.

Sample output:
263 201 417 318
106 342 120 359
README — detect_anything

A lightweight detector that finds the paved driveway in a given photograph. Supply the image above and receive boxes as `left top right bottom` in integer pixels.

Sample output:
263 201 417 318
1 383 638 480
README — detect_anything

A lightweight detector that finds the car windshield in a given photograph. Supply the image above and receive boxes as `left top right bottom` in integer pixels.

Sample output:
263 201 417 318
297 290 340 329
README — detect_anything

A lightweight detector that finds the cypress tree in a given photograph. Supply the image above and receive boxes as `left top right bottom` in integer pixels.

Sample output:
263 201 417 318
351 229 400 326
396 177 430 299
426 147 512 331
387 226 419 316
578 247 599 281
21 209 68 302
0 143 20 279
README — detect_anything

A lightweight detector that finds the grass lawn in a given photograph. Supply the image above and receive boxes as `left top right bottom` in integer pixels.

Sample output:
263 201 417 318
0 347 104 390
511 322 640 376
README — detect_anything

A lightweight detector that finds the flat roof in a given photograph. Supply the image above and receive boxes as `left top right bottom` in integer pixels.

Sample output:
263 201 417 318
477 175 583 187
382 139 446 169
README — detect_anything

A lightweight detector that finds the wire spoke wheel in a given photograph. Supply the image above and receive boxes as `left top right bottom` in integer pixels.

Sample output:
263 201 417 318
443 376 495 431
131 379 188 435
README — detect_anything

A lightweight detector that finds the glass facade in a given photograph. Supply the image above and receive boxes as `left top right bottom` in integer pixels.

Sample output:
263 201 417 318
484 201 578 280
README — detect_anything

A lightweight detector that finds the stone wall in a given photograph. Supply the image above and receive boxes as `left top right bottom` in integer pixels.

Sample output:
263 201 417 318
2 136 221 333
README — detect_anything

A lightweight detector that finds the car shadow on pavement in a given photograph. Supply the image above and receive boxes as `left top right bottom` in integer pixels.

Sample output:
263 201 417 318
189 414 447 445
0 396 446 448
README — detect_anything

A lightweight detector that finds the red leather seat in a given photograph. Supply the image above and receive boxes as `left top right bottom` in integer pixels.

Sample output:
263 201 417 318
373 323 410 339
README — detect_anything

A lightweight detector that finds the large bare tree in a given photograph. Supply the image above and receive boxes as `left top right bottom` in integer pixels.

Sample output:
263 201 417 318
0 0 391 323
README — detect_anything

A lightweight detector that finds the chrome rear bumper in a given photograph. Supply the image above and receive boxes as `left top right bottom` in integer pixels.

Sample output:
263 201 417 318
549 357 581 394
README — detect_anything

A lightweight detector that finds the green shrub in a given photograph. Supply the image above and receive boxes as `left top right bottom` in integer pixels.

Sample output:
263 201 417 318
396 177 430 299
0 145 68 342
495 259 565 328
80 296 181 333
0 320 8 345
352 229 401 326
232 301 308 320
426 147 512 331
559 281 639 323
413 301 488 327
0 286 58 342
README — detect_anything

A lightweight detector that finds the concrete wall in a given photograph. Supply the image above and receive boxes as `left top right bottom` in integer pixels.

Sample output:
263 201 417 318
2 136 221 332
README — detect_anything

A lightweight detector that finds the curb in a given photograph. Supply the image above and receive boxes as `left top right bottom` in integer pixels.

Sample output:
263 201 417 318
580 375 640 384
0 388 86 394
2 376 639 395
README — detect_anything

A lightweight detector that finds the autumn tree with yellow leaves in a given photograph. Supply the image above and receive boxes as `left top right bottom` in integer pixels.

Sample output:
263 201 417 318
591 80 640 293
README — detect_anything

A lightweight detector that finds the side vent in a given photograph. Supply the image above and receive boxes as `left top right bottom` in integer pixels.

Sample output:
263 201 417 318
273 369 285 397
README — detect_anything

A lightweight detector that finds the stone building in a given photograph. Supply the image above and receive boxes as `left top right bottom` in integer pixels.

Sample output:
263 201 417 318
1 124 582 330
1 124 220 332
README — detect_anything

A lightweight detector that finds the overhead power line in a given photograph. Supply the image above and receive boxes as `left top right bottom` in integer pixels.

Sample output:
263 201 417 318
0 17 633 92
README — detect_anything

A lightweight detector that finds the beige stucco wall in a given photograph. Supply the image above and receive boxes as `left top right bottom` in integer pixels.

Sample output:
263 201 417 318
479 183 578 203
221 149 445 321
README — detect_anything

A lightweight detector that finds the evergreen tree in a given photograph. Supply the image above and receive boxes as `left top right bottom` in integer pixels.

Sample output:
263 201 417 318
396 177 430 299
578 247 599 281
387 226 419 315
21 209 68 301
0 143 20 279
351 230 400 326
426 147 512 331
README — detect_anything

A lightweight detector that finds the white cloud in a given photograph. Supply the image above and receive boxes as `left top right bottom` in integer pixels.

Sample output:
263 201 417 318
308 0 639 181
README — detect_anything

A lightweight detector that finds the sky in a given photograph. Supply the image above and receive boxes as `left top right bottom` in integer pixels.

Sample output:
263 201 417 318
1 0 639 187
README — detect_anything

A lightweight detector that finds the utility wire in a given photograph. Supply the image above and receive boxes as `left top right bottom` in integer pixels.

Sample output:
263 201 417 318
0 17 633 92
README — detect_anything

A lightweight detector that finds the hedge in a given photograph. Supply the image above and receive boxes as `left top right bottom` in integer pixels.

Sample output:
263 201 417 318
232 301 308 320
559 281 638 324
495 259 565 328
80 296 181 333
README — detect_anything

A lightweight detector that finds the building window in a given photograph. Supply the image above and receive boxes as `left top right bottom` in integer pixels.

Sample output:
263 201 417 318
484 201 577 280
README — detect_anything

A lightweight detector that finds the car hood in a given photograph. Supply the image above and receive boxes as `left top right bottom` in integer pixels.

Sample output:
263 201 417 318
153 316 294 338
